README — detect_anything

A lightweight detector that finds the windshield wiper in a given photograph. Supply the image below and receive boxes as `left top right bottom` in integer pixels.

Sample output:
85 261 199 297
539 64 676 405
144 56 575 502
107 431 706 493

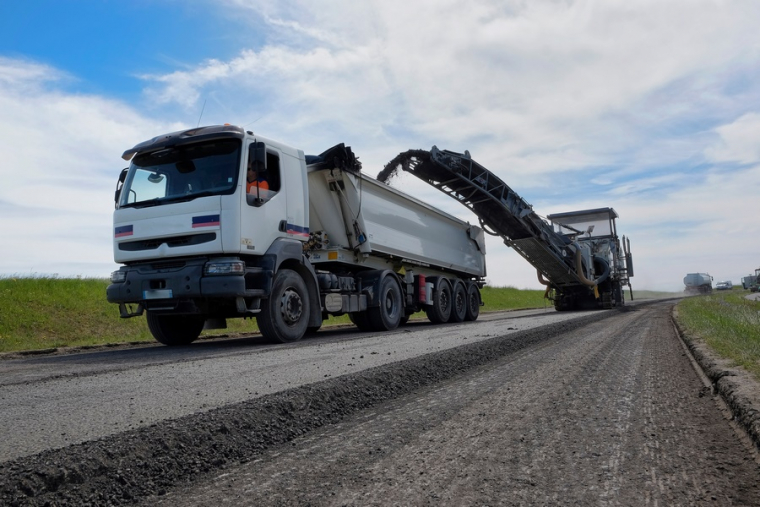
120 198 162 209
169 191 217 203
121 191 218 209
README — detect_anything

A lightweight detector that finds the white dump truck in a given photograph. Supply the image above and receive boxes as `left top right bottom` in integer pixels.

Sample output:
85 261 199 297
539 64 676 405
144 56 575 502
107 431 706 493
107 125 486 345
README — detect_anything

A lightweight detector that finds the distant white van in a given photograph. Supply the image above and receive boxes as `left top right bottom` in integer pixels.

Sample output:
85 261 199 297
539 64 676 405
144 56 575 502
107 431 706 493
716 280 733 290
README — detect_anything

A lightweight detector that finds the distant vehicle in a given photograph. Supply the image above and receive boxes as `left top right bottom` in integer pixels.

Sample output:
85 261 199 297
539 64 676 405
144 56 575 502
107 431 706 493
683 273 713 294
716 281 732 290
742 275 756 290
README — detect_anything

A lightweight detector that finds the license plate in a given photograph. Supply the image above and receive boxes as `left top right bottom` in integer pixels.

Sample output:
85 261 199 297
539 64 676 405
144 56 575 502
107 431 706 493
143 289 173 300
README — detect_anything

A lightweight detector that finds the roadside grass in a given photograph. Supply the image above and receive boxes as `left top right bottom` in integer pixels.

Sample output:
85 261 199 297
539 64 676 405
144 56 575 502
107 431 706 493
0 278 551 354
0 277 155 352
480 285 552 310
676 289 760 380
0 276 689 354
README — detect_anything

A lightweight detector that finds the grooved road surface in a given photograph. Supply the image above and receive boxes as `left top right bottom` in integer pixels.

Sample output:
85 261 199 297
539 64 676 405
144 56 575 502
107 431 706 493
154 302 760 506
0 307 573 462
2 301 759 506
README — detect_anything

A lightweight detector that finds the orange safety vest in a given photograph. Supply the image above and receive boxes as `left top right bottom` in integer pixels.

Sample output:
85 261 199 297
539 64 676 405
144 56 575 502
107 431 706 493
247 179 270 193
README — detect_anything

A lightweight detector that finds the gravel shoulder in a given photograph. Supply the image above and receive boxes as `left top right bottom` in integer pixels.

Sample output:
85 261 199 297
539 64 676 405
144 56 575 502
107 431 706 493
673 306 760 456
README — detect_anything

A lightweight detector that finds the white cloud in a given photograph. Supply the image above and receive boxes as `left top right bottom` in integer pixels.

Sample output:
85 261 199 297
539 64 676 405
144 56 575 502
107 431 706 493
0 58 184 277
705 113 760 164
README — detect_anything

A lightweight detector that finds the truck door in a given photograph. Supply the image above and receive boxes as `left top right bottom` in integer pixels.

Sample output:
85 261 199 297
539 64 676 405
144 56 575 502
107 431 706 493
282 150 308 241
240 142 288 254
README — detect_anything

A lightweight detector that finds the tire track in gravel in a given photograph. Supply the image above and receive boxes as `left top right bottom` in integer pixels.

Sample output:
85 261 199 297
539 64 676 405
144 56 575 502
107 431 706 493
151 302 760 506
0 308 622 506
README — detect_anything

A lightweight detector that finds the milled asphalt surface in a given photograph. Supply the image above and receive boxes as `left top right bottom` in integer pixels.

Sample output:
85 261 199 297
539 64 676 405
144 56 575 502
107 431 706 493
3 296 760 506
0 307 625 505
0 307 574 463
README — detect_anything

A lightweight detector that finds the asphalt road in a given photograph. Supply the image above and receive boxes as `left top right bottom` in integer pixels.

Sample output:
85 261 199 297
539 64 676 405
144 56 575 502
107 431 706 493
150 300 760 506
1 306 573 463
2 299 759 506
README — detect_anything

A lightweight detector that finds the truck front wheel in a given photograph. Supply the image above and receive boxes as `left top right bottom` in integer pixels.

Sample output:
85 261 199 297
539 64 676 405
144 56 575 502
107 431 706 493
258 269 310 343
146 312 204 346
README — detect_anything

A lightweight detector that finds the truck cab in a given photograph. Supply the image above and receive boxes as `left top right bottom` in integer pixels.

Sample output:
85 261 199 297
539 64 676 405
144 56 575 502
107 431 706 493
108 125 317 344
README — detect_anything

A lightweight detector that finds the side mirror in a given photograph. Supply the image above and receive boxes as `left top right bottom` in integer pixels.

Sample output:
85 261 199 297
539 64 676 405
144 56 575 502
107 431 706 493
249 142 267 176
252 142 266 165
115 168 128 208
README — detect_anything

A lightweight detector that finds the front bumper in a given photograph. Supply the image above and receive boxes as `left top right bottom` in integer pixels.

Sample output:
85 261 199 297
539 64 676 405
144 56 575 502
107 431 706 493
107 257 269 315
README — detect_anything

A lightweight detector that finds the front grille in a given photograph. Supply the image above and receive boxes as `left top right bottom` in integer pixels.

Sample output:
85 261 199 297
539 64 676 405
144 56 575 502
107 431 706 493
119 233 216 251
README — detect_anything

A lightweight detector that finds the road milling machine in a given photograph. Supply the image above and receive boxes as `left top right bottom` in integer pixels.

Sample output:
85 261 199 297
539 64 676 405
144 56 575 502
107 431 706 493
379 147 634 311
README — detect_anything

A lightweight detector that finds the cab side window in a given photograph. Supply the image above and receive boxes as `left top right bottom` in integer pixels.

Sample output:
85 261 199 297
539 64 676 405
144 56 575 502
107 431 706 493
265 151 281 192
246 143 281 206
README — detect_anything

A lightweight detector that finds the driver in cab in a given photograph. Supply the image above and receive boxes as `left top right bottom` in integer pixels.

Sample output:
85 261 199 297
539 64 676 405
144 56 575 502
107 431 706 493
247 161 269 193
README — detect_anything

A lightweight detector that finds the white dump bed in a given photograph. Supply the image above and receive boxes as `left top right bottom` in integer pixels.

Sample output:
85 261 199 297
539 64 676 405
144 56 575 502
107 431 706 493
307 167 486 277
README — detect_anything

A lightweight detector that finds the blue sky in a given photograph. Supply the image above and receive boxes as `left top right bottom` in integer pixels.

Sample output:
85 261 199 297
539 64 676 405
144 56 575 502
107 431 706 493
2 0 759 291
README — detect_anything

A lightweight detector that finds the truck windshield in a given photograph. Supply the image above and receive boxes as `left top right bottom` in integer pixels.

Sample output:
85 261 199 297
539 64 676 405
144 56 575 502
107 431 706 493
119 139 241 208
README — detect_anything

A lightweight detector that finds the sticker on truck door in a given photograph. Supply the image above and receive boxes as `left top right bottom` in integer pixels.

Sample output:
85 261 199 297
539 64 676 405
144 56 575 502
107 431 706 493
286 223 309 238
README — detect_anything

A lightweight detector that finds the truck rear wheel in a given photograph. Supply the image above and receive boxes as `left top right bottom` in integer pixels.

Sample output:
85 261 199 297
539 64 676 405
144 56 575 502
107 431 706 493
464 283 480 321
349 311 373 332
368 275 403 331
146 312 204 346
426 278 452 324
257 269 310 343
449 281 467 323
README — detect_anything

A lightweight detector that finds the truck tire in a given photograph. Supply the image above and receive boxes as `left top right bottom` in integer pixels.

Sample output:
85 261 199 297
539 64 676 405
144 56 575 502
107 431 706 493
349 311 373 331
426 278 452 324
448 281 467 323
257 269 310 343
368 275 403 331
146 312 204 346
464 283 480 321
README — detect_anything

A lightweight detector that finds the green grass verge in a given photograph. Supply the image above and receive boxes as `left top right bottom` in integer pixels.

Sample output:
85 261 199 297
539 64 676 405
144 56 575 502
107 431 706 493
0 276 686 354
676 290 760 380
0 278 555 353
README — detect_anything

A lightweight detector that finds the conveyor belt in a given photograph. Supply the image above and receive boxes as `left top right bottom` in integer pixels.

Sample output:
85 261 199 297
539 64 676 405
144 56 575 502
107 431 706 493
379 147 585 288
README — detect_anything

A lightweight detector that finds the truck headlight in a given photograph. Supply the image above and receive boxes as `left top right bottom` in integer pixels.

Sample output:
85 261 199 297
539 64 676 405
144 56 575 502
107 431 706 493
204 259 245 275
110 270 127 283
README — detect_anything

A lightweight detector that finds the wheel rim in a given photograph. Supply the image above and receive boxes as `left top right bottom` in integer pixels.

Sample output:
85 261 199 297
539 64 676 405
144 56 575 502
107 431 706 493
439 289 449 313
468 288 479 314
455 289 465 314
384 290 397 315
280 287 303 324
